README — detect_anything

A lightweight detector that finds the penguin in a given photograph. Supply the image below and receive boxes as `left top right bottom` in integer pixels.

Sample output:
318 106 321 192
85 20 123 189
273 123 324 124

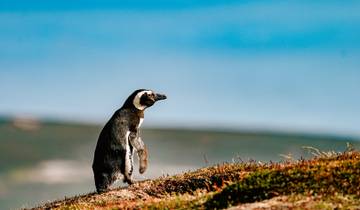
92 89 167 193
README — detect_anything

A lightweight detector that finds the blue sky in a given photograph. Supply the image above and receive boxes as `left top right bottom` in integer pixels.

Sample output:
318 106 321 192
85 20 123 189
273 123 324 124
1 1 360 137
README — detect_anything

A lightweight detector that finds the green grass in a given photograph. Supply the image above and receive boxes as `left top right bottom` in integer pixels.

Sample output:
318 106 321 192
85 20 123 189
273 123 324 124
205 151 360 209
33 147 360 210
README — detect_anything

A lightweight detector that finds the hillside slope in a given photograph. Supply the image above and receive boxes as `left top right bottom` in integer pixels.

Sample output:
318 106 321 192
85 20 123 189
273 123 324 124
32 148 360 209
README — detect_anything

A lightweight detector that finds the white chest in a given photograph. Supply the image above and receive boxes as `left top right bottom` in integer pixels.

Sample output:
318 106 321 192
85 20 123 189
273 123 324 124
138 118 144 128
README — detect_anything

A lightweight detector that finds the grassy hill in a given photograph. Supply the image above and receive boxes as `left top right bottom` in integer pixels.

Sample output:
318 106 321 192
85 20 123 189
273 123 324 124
32 147 360 209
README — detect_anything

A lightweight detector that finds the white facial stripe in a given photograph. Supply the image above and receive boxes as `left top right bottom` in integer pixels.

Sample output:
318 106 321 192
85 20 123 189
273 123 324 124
133 90 152 110
138 118 144 128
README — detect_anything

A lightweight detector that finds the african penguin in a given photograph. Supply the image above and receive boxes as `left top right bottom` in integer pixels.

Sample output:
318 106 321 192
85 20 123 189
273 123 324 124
92 89 167 193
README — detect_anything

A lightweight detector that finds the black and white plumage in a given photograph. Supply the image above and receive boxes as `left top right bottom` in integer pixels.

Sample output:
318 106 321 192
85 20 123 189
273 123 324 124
92 89 167 193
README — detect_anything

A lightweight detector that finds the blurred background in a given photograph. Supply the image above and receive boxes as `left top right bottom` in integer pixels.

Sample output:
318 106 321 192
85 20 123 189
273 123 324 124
1 0 360 209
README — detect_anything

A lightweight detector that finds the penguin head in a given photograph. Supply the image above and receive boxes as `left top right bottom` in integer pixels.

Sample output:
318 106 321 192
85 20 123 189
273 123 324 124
124 89 167 110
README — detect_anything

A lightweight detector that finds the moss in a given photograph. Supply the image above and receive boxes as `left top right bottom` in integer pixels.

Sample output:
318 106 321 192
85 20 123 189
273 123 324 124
205 154 360 209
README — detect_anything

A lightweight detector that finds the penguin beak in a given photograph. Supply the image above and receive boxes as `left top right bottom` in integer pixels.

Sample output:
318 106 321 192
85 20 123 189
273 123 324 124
155 93 167 101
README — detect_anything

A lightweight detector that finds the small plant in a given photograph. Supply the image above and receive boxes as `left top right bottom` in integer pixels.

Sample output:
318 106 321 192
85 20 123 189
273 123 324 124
302 146 341 158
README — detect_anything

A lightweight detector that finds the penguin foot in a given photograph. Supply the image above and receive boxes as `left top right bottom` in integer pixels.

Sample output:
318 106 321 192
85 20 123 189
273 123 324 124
96 187 110 194
124 177 135 185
